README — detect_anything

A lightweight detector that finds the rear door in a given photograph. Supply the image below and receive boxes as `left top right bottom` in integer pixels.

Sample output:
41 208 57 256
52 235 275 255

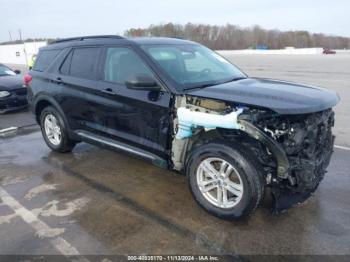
95 46 172 157
57 46 102 131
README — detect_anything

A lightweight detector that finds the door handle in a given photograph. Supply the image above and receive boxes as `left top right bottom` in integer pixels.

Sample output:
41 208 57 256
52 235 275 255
101 88 116 95
52 77 64 84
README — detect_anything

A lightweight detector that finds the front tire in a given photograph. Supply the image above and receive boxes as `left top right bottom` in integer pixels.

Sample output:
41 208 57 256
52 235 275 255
40 106 76 153
186 141 264 220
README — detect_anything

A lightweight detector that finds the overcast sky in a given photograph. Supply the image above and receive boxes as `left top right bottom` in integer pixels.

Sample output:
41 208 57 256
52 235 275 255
1 0 349 42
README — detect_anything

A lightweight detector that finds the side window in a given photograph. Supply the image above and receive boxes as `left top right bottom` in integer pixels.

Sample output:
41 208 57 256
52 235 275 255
68 47 100 80
33 49 61 72
104 47 154 85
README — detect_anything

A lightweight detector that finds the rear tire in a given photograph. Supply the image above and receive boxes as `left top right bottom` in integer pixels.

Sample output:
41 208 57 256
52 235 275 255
40 106 76 153
186 141 264 220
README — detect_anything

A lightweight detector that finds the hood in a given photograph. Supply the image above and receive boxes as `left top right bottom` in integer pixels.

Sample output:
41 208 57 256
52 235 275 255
0 75 24 91
186 78 340 114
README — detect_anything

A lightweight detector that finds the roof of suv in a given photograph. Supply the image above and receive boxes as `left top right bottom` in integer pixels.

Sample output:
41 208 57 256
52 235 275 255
43 35 196 50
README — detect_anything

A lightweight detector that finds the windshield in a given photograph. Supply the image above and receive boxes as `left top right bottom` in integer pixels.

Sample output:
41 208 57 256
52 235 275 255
0 64 16 77
142 44 246 90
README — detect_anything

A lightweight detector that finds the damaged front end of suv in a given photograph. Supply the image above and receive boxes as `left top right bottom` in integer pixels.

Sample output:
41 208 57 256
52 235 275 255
140 42 339 218
238 107 335 213
171 89 339 214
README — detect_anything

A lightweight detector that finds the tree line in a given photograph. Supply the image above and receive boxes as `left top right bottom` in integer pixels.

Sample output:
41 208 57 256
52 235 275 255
124 23 350 50
2 23 349 50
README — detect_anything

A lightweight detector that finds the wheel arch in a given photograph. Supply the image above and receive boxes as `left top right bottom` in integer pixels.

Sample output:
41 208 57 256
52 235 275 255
33 95 70 132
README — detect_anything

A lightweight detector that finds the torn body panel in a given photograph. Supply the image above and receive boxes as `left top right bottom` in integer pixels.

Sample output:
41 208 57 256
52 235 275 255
170 95 335 214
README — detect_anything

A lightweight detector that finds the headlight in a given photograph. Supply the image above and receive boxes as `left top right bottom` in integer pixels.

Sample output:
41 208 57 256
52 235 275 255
0 91 11 98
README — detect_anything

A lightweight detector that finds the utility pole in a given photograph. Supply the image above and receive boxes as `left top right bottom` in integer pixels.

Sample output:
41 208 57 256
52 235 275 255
8 31 13 41
18 29 28 66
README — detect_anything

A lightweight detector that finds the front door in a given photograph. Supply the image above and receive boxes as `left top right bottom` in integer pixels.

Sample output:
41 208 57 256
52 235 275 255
93 46 171 157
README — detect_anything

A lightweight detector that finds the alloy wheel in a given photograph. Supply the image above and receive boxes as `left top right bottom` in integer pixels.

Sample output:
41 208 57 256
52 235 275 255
44 114 62 146
196 157 243 209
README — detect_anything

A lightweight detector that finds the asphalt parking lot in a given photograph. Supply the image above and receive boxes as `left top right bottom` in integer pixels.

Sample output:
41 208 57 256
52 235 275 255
0 55 350 257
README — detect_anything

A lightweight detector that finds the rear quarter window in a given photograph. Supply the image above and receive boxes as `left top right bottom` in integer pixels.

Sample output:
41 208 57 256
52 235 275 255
33 49 61 72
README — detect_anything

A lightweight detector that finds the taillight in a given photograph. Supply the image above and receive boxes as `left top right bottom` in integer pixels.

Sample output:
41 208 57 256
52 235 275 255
24 74 33 87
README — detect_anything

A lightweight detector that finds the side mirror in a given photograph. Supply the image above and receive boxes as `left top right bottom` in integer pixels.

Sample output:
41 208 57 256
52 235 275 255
14 69 21 74
125 75 161 91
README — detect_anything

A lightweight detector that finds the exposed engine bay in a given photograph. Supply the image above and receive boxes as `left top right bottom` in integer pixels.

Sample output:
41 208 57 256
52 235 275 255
171 95 335 213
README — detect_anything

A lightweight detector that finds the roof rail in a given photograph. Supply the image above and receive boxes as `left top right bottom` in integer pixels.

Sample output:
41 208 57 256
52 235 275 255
50 35 125 44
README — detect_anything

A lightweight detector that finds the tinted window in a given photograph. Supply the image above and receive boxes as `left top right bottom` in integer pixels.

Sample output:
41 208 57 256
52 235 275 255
69 48 100 80
104 47 153 84
33 50 61 72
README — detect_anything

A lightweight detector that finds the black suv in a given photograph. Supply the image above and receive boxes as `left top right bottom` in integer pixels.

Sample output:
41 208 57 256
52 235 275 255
27 35 339 219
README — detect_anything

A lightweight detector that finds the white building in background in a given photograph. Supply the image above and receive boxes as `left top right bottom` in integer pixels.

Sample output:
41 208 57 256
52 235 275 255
0 41 47 65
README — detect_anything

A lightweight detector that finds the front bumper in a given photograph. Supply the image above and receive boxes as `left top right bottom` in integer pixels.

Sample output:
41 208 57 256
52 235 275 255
0 89 28 113
271 140 334 213
271 110 335 213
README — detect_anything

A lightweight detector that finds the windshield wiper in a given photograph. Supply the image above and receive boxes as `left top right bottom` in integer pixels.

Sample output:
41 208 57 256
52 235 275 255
220 76 247 84
184 76 247 91
184 82 221 90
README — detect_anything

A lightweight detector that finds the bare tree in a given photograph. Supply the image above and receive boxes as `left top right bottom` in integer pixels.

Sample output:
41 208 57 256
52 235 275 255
124 23 350 50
